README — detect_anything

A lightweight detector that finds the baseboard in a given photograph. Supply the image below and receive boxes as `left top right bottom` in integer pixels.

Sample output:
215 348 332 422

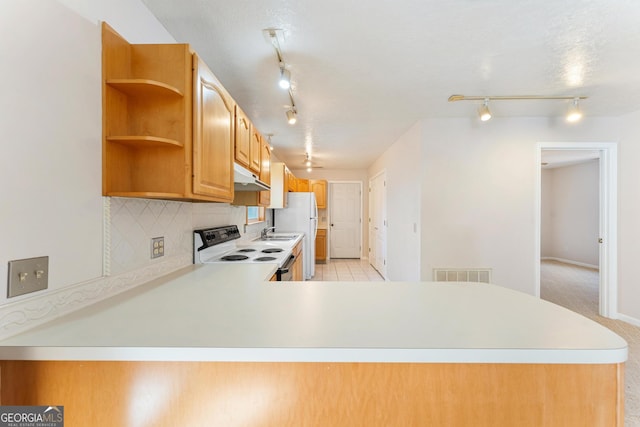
541 257 599 270
617 313 640 328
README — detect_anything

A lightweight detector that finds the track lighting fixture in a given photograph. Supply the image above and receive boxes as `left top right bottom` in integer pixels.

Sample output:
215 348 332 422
449 94 588 122
566 97 583 123
264 28 300 124
279 66 291 90
479 98 492 121
286 108 297 125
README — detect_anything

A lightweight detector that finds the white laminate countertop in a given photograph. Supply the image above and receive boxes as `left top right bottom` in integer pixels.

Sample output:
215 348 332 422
0 264 627 364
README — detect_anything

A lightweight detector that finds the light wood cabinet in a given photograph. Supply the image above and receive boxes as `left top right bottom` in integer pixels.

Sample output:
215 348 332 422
234 105 251 170
102 23 233 202
192 54 234 202
250 128 262 174
315 229 327 263
232 133 271 207
310 179 327 208
296 178 309 192
287 168 297 192
102 23 192 199
292 240 303 281
258 137 271 206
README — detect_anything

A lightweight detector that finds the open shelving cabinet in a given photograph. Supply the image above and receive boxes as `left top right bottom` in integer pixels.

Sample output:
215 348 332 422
102 23 192 200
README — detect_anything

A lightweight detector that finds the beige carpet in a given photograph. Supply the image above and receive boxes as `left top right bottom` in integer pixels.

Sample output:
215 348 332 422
541 259 640 427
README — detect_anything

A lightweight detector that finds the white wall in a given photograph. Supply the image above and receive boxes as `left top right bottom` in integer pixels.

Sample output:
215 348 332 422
368 122 422 281
0 0 245 333
541 161 599 267
418 117 620 296
618 110 640 323
0 0 175 304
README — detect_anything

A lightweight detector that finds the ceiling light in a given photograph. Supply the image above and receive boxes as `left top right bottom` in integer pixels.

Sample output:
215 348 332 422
479 99 492 121
279 67 291 89
566 98 583 122
286 109 297 125
449 94 588 121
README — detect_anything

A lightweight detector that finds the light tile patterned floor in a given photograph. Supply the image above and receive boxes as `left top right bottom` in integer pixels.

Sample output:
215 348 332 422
313 258 385 282
541 260 640 427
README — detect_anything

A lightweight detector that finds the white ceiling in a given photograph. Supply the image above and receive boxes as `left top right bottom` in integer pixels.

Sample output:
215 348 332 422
541 150 600 169
141 0 640 170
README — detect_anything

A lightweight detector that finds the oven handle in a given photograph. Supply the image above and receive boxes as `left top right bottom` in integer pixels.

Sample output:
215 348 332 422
278 254 296 274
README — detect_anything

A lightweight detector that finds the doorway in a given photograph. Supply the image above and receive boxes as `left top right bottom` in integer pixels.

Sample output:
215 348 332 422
535 142 617 318
328 182 362 259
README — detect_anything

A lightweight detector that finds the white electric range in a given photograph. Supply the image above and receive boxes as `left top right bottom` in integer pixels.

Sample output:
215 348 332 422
193 225 295 280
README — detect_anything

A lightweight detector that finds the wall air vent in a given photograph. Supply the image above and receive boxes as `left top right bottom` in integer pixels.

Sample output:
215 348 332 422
433 268 492 283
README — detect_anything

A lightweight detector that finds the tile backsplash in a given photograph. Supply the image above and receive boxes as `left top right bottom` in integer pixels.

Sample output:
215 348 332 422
108 197 271 275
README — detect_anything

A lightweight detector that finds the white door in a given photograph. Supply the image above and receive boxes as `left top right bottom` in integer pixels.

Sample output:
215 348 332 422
329 182 361 258
369 171 387 276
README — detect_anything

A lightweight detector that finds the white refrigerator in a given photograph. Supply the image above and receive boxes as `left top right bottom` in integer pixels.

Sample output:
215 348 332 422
274 192 318 279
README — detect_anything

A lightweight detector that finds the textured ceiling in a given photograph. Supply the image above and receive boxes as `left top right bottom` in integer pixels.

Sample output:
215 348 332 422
141 0 640 170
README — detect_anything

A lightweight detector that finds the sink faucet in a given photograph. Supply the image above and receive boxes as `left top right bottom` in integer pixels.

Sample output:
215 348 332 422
261 226 276 239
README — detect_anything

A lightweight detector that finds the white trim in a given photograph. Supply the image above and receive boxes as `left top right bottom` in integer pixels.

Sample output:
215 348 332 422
541 257 599 270
535 142 618 319
617 313 640 328
368 170 388 279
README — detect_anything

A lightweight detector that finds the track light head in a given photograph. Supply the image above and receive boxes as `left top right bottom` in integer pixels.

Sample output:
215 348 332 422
479 98 492 121
566 98 583 122
279 67 291 89
286 108 297 125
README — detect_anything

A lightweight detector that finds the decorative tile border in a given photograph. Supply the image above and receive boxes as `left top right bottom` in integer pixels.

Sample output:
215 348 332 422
0 254 191 340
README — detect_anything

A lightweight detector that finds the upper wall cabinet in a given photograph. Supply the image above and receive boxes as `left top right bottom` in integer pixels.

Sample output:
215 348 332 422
192 54 234 201
234 105 252 170
102 23 233 202
310 179 327 209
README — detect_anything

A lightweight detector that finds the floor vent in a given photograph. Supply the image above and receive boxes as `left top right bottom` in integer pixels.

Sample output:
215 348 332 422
433 268 492 283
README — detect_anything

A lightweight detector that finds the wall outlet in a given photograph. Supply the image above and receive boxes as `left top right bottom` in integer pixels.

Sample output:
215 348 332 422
151 237 164 259
7 256 49 298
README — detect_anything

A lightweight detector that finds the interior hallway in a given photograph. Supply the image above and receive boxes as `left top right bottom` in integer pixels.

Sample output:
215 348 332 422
541 259 640 427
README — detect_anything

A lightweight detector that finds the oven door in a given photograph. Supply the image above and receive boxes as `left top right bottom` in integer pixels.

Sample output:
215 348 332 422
276 254 295 281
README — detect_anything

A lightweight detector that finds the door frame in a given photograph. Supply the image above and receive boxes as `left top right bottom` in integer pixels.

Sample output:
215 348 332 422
535 142 618 318
327 181 364 260
368 170 387 278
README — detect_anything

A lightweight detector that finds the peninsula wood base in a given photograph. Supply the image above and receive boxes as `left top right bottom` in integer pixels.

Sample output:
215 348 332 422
0 360 624 426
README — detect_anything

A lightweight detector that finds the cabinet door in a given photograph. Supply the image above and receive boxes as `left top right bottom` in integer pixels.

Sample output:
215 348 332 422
296 179 309 192
250 128 262 173
193 54 234 201
311 180 327 208
315 229 327 262
259 137 271 206
234 105 251 169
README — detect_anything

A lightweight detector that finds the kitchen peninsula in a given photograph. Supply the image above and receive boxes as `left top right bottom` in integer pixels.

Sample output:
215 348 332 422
0 264 627 426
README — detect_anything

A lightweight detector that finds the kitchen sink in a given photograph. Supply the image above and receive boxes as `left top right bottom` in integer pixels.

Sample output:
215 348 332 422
254 235 298 241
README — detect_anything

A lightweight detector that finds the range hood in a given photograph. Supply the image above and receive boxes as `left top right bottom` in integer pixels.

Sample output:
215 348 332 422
234 163 270 192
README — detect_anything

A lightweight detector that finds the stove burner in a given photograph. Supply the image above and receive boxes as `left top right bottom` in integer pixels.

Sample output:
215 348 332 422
238 248 256 253
261 248 283 253
221 254 249 261
255 256 277 261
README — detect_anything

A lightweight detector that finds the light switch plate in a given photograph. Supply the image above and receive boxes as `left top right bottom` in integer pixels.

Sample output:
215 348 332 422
7 256 49 298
